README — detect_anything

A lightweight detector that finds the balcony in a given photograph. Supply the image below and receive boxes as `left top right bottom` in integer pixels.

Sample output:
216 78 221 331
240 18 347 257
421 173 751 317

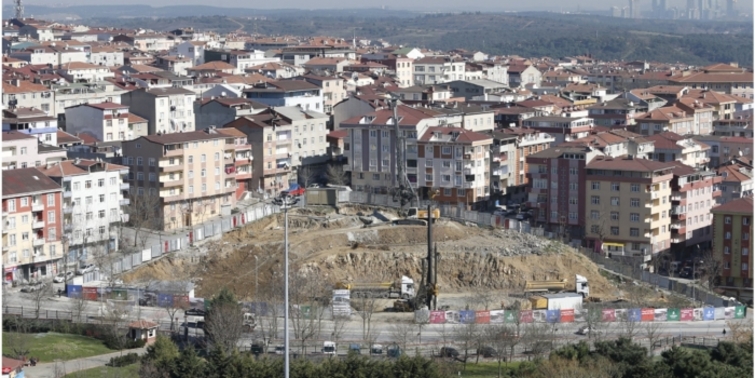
670 194 681 201
63 223 73 232
671 236 685 244
162 146 183 157
159 175 182 187
63 191 73 198
225 186 237 193
644 200 654 208
119 199 130 206
121 214 129 223
32 238 44 247
31 202 43 212
463 154 472 160
32 254 47 263
159 160 183 172
120 183 130 191
712 189 722 198
1 210 6 218
32 219 44 229
650 191 659 199
2 244 8 252
63 206 74 214
162 193 183 202
235 157 252 166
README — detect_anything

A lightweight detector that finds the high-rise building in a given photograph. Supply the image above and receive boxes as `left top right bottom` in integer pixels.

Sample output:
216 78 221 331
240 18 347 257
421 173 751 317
711 197 752 303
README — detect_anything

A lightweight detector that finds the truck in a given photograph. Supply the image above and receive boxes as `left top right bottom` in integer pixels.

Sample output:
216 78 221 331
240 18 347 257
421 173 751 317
528 293 585 311
322 341 337 355
335 276 416 299
524 274 589 298
392 207 440 226
243 313 256 332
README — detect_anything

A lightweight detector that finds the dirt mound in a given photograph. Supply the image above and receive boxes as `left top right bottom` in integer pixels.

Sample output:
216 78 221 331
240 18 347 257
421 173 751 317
122 255 192 284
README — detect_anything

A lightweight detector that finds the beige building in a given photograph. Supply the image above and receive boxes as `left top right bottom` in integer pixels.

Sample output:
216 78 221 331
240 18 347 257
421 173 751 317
584 156 676 259
1 131 67 170
121 131 239 231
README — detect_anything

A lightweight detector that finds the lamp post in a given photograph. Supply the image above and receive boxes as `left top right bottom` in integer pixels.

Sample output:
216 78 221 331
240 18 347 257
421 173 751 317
254 255 259 304
272 194 299 378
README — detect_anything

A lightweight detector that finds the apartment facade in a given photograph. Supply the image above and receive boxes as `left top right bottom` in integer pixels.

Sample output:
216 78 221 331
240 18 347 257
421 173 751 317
2 107 60 146
413 56 466 85
121 131 239 231
711 197 753 303
40 159 129 265
520 116 594 145
645 132 711 169
65 102 149 142
244 80 324 112
634 105 695 136
416 127 493 209
2 80 55 116
1 131 67 170
668 162 723 256
121 87 197 135
193 98 268 130
2 168 63 282
716 162 754 204
584 156 676 259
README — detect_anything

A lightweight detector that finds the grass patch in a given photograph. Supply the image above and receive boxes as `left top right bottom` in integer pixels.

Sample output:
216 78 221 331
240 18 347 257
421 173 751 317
62 363 140 378
454 361 522 377
2 332 114 363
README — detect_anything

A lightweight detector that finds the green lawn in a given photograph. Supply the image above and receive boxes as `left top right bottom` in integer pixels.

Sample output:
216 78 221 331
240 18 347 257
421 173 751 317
63 363 140 378
453 361 522 377
2 332 114 363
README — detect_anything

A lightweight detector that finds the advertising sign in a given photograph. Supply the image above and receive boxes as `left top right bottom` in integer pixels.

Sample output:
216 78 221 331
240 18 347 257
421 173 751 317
602 309 616 322
157 293 174 308
445 311 460 324
82 287 98 301
460 310 476 324
724 307 735 320
532 310 547 323
475 310 491 324
641 308 655 322
734 306 746 319
654 308 667 322
666 308 680 321
519 310 534 323
173 295 190 309
680 308 694 321
429 311 446 324
489 310 505 324
67 285 83 298
714 307 725 320
504 310 519 324
628 308 642 322
546 310 560 323
703 307 715 321
560 308 575 323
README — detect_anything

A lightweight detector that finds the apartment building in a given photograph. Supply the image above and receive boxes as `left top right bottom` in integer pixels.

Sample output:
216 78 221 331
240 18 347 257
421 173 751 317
711 197 753 303
154 55 193 76
2 168 63 282
2 107 60 147
56 62 115 83
645 132 711 169
682 90 739 121
341 105 445 192
1 131 67 170
170 41 207 66
213 128 253 200
52 81 128 123
301 74 347 114
40 159 129 265
193 98 269 130
121 87 197 135
586 98 649 128
244 80 324 112
520 116 594 145
634 105 695 136
716 162 754 204
584 156 676 258
88 45 125 67
413 56 466 85
692 135 753 168
713 113 752 137
2 80 55 117
204 49 280 74
65 102 149 142
498 127 556 193
416 127 493 209
667 161 722 257
676 97 715 135
121 131 239 231
668 65 753 99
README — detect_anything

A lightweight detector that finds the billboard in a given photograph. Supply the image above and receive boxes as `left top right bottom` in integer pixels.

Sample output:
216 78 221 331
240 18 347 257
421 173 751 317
667 308 680 322
627 308 642 322
641 308 655 322
460 310 476 324
489 310 505 324
560 309 575 323
519 310 534 323
680 308 694 321
602 309 616 322
430 311 446 324
475 311 491 324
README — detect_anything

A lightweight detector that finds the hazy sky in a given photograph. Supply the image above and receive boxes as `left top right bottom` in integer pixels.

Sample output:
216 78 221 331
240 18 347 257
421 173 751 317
17 0 752 12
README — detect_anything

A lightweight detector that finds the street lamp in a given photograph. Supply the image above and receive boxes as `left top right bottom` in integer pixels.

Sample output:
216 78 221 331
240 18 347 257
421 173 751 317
254 255 259 304
272 194 299 378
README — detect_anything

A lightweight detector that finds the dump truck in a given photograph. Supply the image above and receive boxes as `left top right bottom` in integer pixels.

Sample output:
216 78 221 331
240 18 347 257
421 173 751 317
524 274 589 298
392 207 440 225
335 276 416 299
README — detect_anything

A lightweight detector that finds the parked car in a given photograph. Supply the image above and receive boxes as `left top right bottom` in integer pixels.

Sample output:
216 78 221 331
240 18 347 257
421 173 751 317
76 264 98 275
577 325 591 335
20 282 46 293
185 308 206 317
477 346 497 358
439 347 460 358
53 271 74 283
308 183 320 189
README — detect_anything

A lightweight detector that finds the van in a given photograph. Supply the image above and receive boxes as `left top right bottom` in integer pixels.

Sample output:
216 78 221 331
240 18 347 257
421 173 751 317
322 341 336 355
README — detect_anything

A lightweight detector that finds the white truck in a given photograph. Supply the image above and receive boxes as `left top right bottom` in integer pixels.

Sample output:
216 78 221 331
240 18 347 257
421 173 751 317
335 276 416 299
322 341 337 355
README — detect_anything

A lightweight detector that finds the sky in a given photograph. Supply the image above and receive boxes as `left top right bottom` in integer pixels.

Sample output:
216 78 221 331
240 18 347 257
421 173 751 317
16 0 751 12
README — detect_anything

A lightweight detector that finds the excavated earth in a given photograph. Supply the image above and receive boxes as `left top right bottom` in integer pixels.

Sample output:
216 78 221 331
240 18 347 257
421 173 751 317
123 205 621 304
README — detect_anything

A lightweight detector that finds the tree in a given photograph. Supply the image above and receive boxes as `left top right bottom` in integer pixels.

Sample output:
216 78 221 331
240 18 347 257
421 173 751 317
326 164 348 186
698 249 723 292
486 323 520 377
617 311 640 341
101 299 132 355
298 165 318 188
643 321 664 357
67 293 89 325
27 283 54 320
725 319 753 344
454 321 481 368
389 322 415 353
330 314 350 347
204 287 244 355
354 289 380 350
289 274 328 354
140 334 179 377
583 303 608 342
125 193 162 247
522 323 552 360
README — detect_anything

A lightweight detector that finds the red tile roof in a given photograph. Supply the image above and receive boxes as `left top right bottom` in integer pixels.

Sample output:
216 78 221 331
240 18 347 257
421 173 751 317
419 126 492 144
586 155 676 172
2 167 62 197
711 197 753 215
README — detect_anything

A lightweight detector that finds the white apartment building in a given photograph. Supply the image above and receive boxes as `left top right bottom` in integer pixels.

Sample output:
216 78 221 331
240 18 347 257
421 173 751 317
413 56 466 85
2 80 55 117
121 87 198 135
88 46 125 67
170 40 207 66
40 159 129 264
65 102 149 143
1 131 67 170
2 107 60 146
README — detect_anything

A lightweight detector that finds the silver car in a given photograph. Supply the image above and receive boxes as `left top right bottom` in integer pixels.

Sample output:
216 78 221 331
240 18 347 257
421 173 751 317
53 271 74 283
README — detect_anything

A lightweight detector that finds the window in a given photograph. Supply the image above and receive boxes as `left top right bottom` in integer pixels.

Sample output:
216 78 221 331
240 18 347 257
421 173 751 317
188 155 193 163
426 159 433 167
630 213 639 222
591 211 599 220
630 184 639 192
442 160 451 168
744 233 750 241
148 158 155 166
591 196 600 205
442 175 451 182
743 263 749 271
630 228 639 237
202 184 207 192
47 228 56 241
569 182 578 190
725 216 732 224
425 174 432 182
610 227 619 236
569 167 578 175
6 199 15 212
136 157 143 166
724 246 730 254
201 169 206 177
215 152 220 161
137 172 144 181
610 212 619 221
372 174 380 180
47 210 55 224
99 194 105 203
569 197 578 205
725 232 731 240
98 210 106 219
201 154 206 162
743 248 749 256
611 182 620 191
188 185 193 194
591 182 600 190
630 198 640 207
744 217 750 226
569 212 577 220
610 197 619 206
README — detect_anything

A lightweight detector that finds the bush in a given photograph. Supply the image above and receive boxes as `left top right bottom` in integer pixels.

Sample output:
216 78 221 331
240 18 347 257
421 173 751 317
107 353 139 367
103 335 147 350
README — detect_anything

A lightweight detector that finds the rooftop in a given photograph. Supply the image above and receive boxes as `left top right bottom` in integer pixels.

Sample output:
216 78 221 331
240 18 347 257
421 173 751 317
2 167 62 197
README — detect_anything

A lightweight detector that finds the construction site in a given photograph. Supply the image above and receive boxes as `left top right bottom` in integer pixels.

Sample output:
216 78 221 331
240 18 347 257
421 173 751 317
122 204 687 312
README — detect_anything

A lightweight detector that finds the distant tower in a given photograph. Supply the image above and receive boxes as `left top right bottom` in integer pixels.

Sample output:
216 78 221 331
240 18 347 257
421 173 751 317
14 0 24 20
629 0 640 18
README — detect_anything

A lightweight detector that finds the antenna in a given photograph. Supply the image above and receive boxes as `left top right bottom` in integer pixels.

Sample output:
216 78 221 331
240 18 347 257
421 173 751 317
14 0 24 20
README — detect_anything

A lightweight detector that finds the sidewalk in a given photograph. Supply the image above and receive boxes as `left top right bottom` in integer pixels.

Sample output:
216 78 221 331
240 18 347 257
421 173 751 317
23 347 148 378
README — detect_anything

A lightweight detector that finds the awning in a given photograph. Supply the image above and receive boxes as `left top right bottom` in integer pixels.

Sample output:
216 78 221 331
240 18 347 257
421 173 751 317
603 243 625 248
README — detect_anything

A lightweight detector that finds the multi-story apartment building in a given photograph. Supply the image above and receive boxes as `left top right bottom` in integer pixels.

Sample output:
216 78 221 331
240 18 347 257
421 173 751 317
222 107 329 194
204 49 280 74
682 90 739 121
3 107 60 147
40 159 129 265
586 98 649 128
711 197 753 303
416 127 493 209
301 75 347 114
634 105 695 136
56 62 115 83
716 161 754 204
340 105 445 192
692 135 753 168
214 128 253 200
65 102 149 142
88 45 125 67
2 80 55 117
489 131 518 199
52 81 128 124
497 127 556 196
1 131 67 170
676 97 715 135
193 98 268 130
121 131 239 231
584 156 676 259
413 56 466 85
244 80 324 112
645 132 711 169
520 116 594 145
668 162 722 257
154 55 193 76
713 113 753 137
668 64 753 99
170 41 207 66
2 168 63 282
121 87 197 135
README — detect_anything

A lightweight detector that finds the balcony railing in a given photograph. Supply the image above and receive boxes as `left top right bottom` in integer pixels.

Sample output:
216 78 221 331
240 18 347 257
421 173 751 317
32 238 44 246
120 183 130 191
63 206 74 214
119 199 130 206
63 191 73 198
32 219 44 229
31 203 43 212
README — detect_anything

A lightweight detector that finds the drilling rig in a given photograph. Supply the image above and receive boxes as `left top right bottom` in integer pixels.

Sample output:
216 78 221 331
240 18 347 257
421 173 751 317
388 97 417 212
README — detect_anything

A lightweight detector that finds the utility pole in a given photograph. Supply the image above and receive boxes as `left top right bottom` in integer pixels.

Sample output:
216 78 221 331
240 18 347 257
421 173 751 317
272 194 299 378
426 203 434 309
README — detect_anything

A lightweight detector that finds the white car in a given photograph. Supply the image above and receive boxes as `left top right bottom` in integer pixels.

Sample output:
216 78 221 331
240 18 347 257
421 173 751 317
76 264 98 275
577 325 591 335
53 271 74 283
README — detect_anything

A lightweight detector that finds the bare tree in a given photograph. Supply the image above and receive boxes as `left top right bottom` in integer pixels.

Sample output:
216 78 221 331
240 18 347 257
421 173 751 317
726 319 753 344
643 321 664 356
698 249 722 291
125 192 162 247
521 323 551 360
258 284 282 348
583 304 608 342
68 294 89 325
454 321 481 368
355 292 379 349
471 285 497 311
289 274 328 354
5 319 31 360
27 283 54 319
204 295 244 354
486 323 520 374
326 164 348 186
101 300 132 356
588 203 611 254
616 312 640 341
297 165 317 188
330 314 350 346
389 322 415 353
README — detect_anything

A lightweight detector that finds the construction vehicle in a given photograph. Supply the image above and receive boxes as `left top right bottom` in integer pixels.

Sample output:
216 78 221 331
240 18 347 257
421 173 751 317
322 341 337 355
243 313 256 332
524 274 590 298
335 276 416 299
392 207 440 226
528 293 585 310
